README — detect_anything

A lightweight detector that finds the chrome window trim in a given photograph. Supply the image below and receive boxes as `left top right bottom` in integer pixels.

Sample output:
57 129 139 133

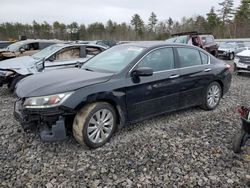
128 46 211 75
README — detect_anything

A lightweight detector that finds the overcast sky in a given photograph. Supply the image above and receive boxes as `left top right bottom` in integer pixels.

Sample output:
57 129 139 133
0 0 241 25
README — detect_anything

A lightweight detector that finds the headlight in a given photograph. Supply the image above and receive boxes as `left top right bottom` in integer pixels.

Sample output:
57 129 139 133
23 92 73 109
5 71 14 77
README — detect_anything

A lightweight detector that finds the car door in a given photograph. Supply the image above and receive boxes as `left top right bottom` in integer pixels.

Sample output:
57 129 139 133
175 47 214 108
126 47 182 122
45 46 82 70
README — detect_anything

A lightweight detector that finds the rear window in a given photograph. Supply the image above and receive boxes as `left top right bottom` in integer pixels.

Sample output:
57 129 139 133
202 36 214 44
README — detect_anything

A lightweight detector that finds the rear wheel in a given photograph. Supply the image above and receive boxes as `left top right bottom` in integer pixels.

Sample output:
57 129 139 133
201 82 222 110
72 102 117 148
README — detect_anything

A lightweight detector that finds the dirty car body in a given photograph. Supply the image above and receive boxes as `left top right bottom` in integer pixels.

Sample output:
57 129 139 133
14 42 232 145
0 43 106 90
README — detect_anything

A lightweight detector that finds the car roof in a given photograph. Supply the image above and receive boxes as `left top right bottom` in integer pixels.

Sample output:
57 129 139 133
121 41 195 49
12 39 62 45
51 43 107 49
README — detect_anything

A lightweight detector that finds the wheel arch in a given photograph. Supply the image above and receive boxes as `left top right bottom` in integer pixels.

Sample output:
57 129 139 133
74 92 127 129
212 79 224 96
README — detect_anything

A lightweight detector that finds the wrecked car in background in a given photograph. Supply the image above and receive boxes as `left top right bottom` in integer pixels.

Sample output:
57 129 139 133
234 47 250 72
166 31 218 57
0 43 106 92
218 42 246 60
0 39 60 61
14 42 232 148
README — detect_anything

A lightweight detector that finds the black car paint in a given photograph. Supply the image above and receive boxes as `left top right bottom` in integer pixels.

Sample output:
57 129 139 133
16 68 114 97
14 43 232 140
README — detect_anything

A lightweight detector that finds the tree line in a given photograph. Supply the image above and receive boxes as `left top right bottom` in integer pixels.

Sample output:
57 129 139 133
0 0 249 41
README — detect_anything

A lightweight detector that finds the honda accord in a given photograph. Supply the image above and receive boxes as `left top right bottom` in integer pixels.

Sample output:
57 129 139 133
14 42 232 148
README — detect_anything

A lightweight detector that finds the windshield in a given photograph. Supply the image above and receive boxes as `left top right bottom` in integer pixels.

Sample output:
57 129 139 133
219 43 236 49
82 45 145 73
32 44 62 59
6 42 24 52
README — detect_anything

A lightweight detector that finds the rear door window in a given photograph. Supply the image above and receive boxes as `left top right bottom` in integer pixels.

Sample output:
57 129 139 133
55 47 81 60
176 48 202 68
86 46 102 56
23 42 39 51
200 51 209 64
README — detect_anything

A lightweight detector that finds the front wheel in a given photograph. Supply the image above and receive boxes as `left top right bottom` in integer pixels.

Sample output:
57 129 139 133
9 75 25 93
72 102 117 148
229 53 234 60
201 82 222 110
232 130 248 153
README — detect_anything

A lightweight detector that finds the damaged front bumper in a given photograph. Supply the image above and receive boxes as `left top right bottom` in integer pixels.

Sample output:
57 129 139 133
14 99 75 142
0 71 13 87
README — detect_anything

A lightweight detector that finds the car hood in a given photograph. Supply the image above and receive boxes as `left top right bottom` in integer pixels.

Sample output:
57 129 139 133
0 56 37 70
16 68 114 97
0 48 7 53
236 50 250 57
218 47 234 52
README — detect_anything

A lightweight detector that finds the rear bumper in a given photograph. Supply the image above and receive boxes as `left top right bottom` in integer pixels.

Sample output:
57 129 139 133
218 53 231 59
14 100 74 141
235 66 250 72
234 60 250 72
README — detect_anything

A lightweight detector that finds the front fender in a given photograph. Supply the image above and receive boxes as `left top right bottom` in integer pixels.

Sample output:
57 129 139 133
63 89 128 128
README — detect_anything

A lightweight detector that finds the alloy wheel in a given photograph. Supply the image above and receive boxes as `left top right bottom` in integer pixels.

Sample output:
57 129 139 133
87 109 114 144
207 84 221 109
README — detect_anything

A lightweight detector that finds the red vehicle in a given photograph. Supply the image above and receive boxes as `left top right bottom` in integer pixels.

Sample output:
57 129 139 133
233 106 250 153
166 31 218 57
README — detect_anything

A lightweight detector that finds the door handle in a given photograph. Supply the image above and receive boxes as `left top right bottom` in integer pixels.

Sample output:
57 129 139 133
169 74 180 79
204 68 211 72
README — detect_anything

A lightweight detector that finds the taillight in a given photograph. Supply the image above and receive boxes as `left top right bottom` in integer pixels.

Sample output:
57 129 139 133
226 64 231 69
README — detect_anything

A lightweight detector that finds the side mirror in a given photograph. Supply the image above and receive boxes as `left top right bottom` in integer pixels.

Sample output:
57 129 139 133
131 67 153 77
19 48 25 53
75 61 82 68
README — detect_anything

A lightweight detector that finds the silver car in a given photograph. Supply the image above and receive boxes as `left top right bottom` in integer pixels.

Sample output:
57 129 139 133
218 42 246 60
0 43 106 92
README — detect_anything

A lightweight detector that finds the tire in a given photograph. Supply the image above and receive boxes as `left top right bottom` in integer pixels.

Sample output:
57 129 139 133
9 75 24 93
232 130 247 153
72 102 117 148
234 63 238 72
229 53 234 60
201 82 222 111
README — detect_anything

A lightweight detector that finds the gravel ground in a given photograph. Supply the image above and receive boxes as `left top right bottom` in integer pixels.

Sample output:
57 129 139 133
0 72 250 187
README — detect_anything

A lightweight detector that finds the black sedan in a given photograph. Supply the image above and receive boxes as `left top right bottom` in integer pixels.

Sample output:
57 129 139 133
14 42 232 148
